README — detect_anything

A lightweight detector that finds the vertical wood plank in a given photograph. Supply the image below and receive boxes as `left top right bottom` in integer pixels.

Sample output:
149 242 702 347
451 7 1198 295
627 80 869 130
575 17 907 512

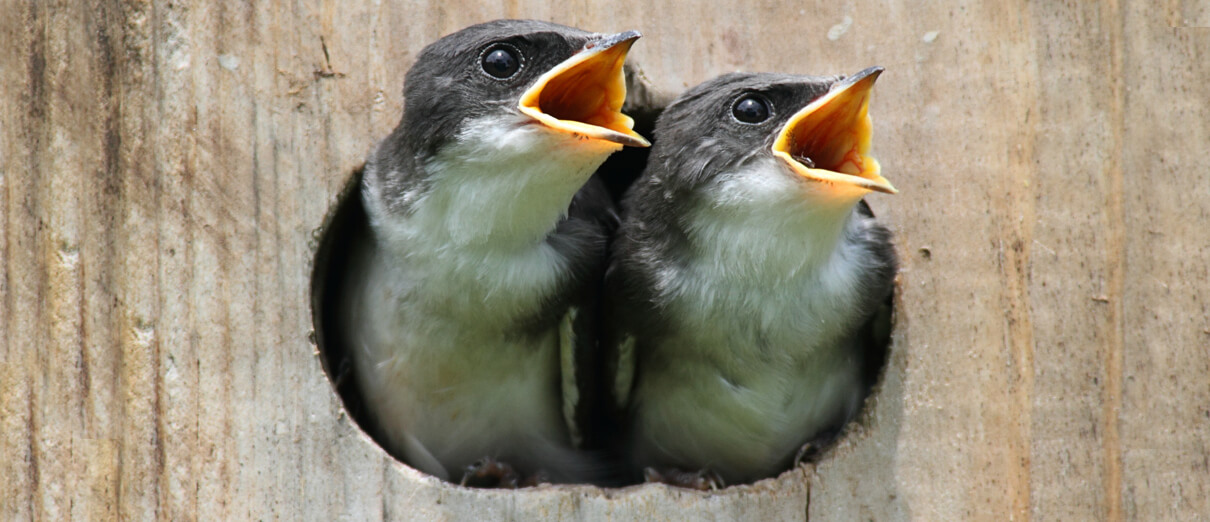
1025 1 1122 519
1120 2 1210 518
149 0 203 517
1 0 41 518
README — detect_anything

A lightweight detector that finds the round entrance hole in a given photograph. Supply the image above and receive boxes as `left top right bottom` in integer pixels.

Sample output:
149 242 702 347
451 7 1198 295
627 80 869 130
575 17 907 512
307 89 896 492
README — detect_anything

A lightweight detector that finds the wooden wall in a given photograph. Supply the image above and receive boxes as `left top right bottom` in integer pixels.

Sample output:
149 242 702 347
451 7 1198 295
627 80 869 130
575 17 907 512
2 0 1207 519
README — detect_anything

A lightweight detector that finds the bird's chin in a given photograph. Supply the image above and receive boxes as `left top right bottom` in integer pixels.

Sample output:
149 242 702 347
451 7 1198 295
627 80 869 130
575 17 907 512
508 117 630 158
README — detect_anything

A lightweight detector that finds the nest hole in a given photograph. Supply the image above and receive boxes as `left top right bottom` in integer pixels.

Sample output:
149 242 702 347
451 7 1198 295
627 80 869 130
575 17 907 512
308 91 894 490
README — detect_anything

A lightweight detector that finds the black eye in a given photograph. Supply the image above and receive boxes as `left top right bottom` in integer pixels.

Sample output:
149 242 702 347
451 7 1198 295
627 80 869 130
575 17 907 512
732 95 771 123
481 46 520 79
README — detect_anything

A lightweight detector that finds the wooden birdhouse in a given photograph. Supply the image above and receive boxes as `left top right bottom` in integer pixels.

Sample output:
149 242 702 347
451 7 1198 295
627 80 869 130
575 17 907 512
4 1 1208 519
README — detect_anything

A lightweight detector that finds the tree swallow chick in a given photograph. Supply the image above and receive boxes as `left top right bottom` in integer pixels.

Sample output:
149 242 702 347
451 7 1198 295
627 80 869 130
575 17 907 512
346 19 648 486
606 68 897 487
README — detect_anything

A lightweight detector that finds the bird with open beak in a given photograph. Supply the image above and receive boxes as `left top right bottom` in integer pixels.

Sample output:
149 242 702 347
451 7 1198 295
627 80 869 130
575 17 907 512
345 20 648 486
605 68 898 488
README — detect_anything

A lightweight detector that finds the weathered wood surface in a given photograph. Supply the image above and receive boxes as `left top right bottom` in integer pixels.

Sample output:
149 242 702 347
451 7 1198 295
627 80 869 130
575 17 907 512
2 1 1208 520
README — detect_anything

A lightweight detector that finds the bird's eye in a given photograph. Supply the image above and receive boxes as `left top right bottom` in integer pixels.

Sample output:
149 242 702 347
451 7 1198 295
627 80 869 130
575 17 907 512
732 95 771 124
481 45 521 79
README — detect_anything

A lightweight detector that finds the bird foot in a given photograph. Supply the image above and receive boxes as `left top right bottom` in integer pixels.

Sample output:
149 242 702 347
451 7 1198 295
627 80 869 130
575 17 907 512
793 427 845 467
643 467 724 491
459 458 549 488
793 442 819 467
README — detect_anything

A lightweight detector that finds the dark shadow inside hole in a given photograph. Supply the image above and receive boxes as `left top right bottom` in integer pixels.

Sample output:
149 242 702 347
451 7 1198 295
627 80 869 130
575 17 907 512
308 95 894 489
597 98 662 203
309 167 388 450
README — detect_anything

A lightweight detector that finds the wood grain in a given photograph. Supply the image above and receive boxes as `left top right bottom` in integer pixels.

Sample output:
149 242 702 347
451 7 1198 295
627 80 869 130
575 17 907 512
2 0 1207 519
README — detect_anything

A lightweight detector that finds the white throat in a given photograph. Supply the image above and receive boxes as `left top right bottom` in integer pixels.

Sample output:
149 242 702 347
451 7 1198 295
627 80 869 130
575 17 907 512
366 113 621 251
653 159 877 344
686 160 865 282
360 112 621 318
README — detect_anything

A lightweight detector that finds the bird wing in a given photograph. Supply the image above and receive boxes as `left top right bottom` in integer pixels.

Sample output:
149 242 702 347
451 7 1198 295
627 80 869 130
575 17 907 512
598 230 651 435
555 175 618 450
852 199 898 392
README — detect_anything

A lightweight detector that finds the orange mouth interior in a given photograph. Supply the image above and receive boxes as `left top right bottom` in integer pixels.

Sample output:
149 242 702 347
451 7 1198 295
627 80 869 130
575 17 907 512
519 37 650 148
772 70 895 195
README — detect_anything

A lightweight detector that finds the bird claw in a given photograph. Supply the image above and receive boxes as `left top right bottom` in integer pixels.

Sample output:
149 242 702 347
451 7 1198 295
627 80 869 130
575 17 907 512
460 457 522 488
522 470 552 488
793 442 818 468
793 426 844 467
643 466 724 491
459 458 550 488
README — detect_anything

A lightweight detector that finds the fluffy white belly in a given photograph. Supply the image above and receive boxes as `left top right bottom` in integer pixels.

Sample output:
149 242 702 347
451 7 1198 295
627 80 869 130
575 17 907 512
632 233 868 482
348 246 575 481
632 331 861 483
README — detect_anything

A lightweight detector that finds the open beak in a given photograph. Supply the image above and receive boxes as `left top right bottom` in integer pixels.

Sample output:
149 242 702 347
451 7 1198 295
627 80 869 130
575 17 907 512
518 31 651 148
772 67 896 195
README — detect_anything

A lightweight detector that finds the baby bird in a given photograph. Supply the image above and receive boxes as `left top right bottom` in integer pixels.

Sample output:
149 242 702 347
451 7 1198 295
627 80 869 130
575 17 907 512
345 20 648 485
606 68 897 487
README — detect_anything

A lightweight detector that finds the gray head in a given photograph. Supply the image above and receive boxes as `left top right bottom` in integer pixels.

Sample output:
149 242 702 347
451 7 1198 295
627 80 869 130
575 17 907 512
374 20 648 174
631 67 895 209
